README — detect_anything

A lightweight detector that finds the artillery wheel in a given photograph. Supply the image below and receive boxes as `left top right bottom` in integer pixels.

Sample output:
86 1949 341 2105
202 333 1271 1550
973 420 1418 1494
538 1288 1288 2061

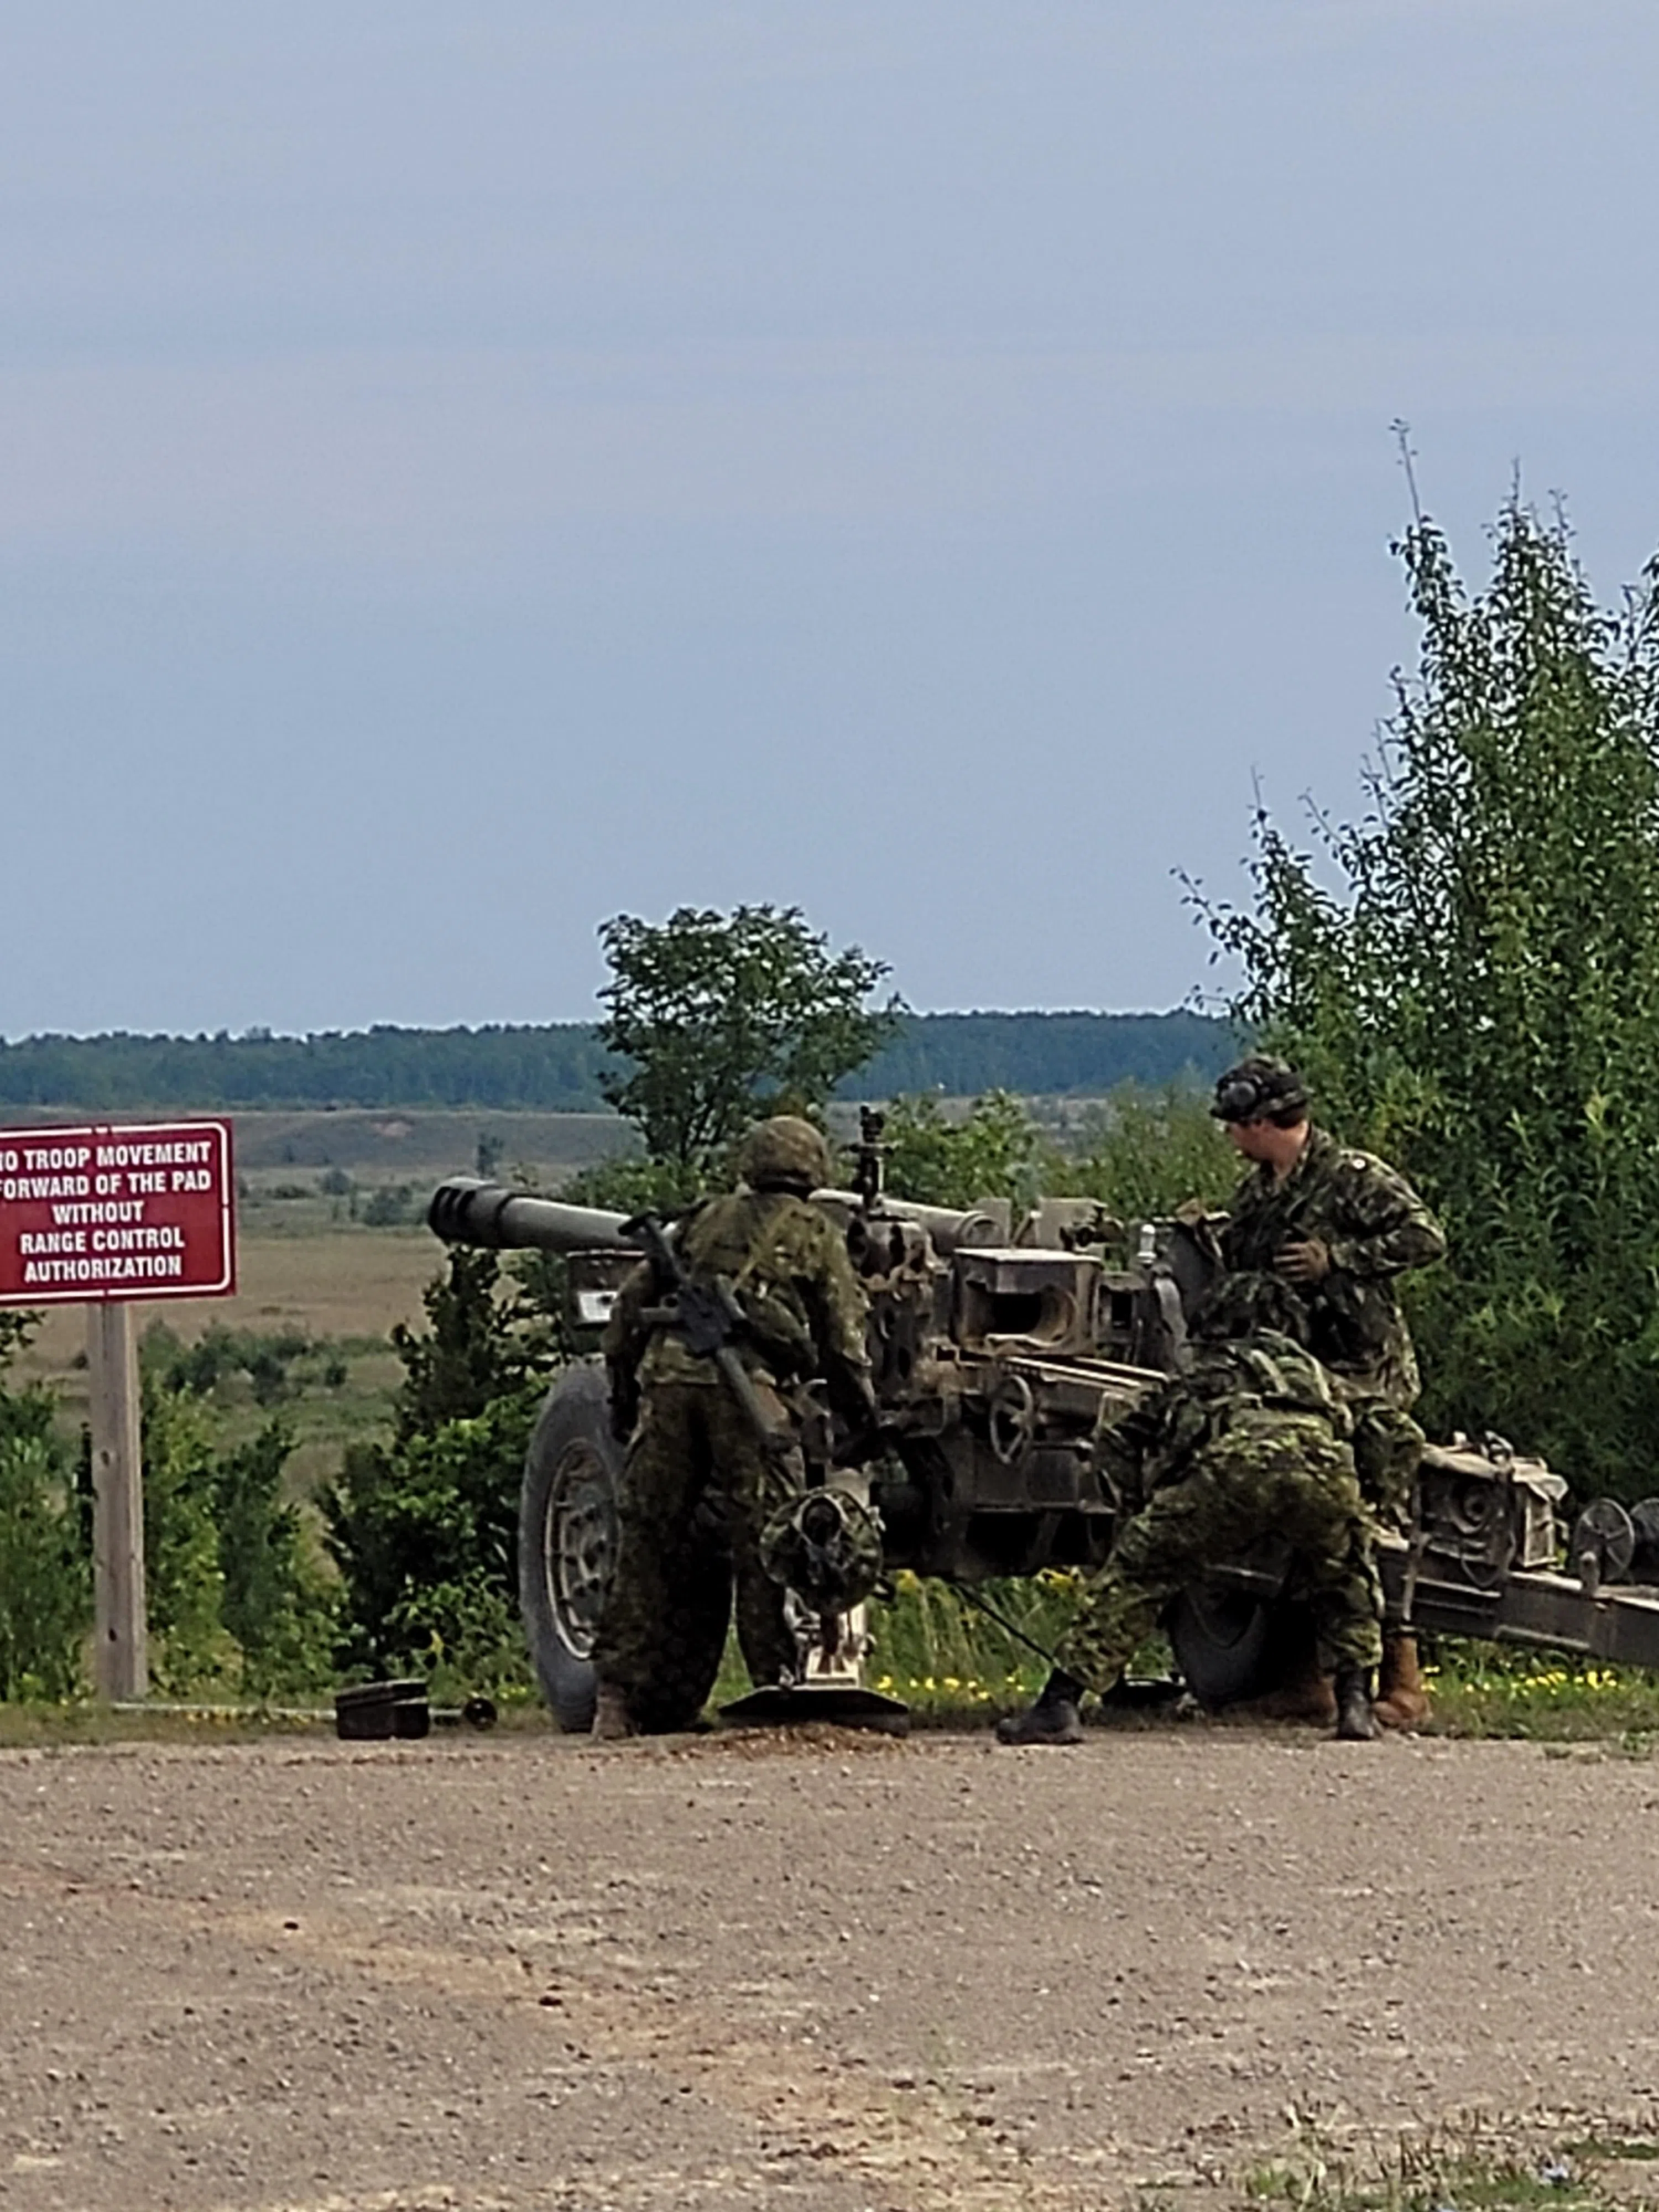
519 1363 621 1733
1166 1588 1310 1708
1571 1497 1636 1588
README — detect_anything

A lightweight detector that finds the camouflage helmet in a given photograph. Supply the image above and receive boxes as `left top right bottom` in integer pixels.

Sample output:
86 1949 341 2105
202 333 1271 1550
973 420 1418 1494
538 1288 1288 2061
759 1486 885 1613
1187 1267 1312 1348
1210 1053 1310 1125
740 1115 831 1193
1183 1329 1349 1435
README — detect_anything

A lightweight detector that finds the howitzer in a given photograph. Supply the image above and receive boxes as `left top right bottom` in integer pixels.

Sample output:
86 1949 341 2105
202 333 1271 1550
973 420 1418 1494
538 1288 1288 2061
427 1169 1659 1729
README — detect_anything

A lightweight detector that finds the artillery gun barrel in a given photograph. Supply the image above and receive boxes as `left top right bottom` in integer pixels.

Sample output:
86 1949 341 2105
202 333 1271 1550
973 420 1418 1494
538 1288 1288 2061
813 1189 1004 1255
428 1176 1005 1260
427 1177 637 1254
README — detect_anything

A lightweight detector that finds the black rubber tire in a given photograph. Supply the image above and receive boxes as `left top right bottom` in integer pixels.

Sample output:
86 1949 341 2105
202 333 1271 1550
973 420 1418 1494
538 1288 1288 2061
1166 1587 1285 1707
518 1363 623 1733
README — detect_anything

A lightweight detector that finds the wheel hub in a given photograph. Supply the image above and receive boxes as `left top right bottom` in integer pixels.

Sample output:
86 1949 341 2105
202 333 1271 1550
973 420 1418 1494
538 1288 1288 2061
542 1441 617 1659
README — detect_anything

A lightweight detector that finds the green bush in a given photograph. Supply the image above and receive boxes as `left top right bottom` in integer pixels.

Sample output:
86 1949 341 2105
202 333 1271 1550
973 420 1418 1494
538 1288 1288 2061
389 1246 542 1441
559 1152 708 1214
361 1183 415 1228
0 1319 90 1700
323 1246 559 1689
143 1321 312 1405
878 1083 1233 1223
212 1420 336 1699
0 1313 342 1704
138 1377 336 1699
325 1388 542 1689
139 1374 235 1692
1201 493 1659 1496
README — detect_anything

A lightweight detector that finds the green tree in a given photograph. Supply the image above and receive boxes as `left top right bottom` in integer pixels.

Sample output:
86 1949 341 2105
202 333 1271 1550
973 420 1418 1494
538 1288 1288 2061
389 1246 539 1442
881 1091 1044 1210
1048 1084 1237 1221
1200 492 1659 1494
880 1084 1233 1222
596 904 901 1170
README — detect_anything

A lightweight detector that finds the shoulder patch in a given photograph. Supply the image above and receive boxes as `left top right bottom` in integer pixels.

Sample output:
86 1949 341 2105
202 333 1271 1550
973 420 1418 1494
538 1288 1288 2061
1339 1151 1378 1173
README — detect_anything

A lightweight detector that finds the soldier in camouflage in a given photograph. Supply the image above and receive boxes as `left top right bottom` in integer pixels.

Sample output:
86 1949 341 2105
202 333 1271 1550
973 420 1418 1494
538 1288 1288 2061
997 1330 1384 1745
591 1116 875 1739
1198 1055 1446 1726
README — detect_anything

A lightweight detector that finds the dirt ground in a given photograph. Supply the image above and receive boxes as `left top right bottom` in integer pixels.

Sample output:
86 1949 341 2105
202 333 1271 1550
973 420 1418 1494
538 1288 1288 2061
4 1722 1659 2212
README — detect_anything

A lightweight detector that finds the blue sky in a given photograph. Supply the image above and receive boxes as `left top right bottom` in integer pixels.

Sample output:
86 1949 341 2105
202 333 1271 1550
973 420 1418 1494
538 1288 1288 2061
3 3 1657 1035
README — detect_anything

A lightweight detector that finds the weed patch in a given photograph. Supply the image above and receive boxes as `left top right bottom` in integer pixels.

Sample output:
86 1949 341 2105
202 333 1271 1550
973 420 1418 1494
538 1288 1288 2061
1424 1644 1659 1743
1239 2118 1659 2212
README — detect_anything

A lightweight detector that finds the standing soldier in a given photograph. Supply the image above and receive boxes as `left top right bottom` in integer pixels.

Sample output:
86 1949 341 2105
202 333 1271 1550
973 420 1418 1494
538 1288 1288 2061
996 1329 1384 1745
1200 1055 1446 1726
591 1115 875 1739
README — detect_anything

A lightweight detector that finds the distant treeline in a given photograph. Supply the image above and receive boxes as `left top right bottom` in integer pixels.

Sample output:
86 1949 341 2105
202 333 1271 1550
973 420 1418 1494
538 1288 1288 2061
0 1011 1234 1114
858 1010 1232 1098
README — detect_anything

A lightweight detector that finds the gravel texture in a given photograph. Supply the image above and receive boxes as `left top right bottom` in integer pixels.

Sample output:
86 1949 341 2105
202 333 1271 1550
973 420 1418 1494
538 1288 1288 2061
4 1720 1659 2210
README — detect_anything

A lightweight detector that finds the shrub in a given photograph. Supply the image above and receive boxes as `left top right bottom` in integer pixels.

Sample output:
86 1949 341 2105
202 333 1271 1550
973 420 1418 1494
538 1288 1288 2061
138 1375 236 1692
0 1322 90 1700
144 1322 312 1404
389 1246 541 1441
323 1246 559 1688
361 1184 415 1228
212 1420 337 1699
324 1388 542 1688
0 1436 88 1700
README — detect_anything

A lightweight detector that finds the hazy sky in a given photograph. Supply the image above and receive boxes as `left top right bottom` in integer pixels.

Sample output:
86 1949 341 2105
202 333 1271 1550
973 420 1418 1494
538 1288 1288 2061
4 2 1658 1036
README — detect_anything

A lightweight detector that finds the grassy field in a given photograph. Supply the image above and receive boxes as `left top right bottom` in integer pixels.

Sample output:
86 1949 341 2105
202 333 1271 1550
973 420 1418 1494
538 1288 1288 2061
13 1222 444 1491
2 1103 635 1179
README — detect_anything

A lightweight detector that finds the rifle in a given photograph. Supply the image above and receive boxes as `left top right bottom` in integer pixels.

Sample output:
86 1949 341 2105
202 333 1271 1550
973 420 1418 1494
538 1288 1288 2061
623 1211 795 1472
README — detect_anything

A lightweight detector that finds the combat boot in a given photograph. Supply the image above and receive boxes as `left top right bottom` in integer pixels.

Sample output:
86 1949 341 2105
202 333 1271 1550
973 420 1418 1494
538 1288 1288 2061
995 1669 1086 1746
1373 1634 1431 1730
590 1683 637 1741
1333 1665 1380 1741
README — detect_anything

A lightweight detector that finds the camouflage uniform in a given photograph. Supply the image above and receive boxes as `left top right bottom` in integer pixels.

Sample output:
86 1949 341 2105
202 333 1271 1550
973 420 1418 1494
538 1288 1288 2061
1057 1334 1382 1694
1203 1125 1446 1520
594 1176 872 1731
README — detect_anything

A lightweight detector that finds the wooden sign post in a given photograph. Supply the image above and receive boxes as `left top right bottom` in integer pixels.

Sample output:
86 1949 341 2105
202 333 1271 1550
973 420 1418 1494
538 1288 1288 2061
88 1300 147 1697
0 1119 237 1700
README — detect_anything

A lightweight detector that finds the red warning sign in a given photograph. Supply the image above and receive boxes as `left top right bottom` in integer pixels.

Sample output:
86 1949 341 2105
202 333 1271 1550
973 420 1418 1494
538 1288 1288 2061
0 1119 237 1307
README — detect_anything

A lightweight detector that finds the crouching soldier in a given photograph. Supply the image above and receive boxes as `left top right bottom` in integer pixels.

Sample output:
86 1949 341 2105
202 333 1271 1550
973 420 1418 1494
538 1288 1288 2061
995 1331 1384 1746
1202 1055 1446 1727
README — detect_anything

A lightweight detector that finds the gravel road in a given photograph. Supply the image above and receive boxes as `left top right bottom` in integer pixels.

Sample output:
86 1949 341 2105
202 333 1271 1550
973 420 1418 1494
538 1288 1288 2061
4 1721 1659 2211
